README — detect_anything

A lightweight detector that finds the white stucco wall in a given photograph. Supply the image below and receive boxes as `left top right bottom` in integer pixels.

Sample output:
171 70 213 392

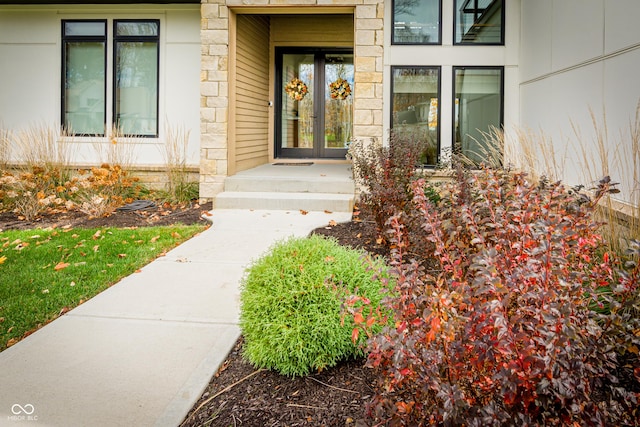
0 4 201 168
520 0 640 204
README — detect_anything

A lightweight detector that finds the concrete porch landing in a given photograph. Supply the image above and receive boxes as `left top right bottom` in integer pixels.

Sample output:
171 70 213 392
214 163 355 212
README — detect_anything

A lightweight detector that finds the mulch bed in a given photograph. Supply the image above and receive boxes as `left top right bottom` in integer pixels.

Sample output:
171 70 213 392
180 207 387 427
181 338 377 427
0 201 213 231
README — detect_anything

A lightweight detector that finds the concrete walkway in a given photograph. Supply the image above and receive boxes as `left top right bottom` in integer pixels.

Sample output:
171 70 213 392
0 209 351 427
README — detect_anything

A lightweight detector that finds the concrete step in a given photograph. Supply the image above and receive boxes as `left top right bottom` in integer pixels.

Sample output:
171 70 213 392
224 174 354 194
214 191 354 212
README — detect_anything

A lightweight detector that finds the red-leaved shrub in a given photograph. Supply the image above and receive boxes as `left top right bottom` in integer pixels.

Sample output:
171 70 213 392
348 168 639 426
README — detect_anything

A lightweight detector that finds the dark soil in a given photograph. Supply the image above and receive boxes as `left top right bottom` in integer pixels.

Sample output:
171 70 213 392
180 207 387 427
181 338 377 427
0 200 213 231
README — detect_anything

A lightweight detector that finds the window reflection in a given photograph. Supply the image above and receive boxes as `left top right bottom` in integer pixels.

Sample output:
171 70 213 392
391 66 440 165
393 0 441 45
454 67 503 165
62 21 106 135
454 0 504 44
114 20 159 136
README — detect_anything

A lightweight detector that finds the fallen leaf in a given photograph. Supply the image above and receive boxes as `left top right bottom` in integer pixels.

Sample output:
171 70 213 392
42 289 49 294
54 262 70 271
93 245 100 252
92 230 101 240
300 210 309 215
171 232 181 238
6 338 18 348
59 307 70 315
72 234 79 239
202 211 213 217
328 220 337 226
324 210 333 214
118 254 127 258
0 256 6 264
150 236 160 243
30 235 41 239
69 281 76 287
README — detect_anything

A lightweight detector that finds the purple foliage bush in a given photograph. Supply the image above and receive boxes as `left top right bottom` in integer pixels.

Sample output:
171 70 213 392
348 168 640 426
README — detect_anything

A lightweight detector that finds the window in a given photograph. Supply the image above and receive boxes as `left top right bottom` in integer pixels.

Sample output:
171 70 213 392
453 67 503 164
114 20 159 136
392 0 441 45
391 66 440 165
62 21 107 135
61 19 159 137
454 0 504 45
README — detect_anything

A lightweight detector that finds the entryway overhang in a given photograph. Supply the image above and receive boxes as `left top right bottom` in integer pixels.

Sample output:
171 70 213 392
227 6 356 177
199 0 384 201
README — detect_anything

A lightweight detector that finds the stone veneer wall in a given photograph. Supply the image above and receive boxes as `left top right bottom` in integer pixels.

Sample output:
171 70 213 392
199 0 384 200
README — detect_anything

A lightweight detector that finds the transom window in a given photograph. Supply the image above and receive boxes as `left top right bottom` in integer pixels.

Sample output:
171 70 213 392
392 0 442 45
61 19 160 137
454 0 504 45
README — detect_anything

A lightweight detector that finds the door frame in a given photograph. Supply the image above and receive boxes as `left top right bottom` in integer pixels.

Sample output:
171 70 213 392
274 46 353 159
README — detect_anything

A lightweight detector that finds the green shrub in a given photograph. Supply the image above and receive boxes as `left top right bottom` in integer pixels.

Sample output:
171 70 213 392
239 235 387 377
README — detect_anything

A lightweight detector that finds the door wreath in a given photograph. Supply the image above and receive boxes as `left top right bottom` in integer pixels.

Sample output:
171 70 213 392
329 78 351 100
285 78 308 101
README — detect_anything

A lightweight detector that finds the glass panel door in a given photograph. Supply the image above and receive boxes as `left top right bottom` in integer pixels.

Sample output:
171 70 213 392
323 54 353 157
277 49 352 159
280 53 315 157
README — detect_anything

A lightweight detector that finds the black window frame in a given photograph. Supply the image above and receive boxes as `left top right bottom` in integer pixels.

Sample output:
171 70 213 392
390 65 442 167
391 0 443 45
113 19 161 138
452 65 504 164
61 19 108 136
453 0 505 46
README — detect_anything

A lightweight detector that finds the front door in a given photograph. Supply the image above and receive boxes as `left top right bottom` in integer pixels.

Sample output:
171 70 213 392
275 48 353 159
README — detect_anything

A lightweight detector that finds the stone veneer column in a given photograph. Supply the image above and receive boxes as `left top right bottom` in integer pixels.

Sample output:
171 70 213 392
353 0 384 144
199 0 384 200
200 0 230 200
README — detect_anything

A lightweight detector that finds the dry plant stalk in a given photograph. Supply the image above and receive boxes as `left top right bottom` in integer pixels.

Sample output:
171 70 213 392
11 123 71 174
91 125 137 171
457 126 505 170
506 104 639 254
162 124 197 202
571 106 640 253
0 125 10 170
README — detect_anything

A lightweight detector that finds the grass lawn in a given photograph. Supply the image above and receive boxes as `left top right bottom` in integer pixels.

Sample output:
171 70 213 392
0 224 207 351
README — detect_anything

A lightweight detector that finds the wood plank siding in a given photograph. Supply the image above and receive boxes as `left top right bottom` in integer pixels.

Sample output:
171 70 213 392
270 14 354 46
235 15 270 172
